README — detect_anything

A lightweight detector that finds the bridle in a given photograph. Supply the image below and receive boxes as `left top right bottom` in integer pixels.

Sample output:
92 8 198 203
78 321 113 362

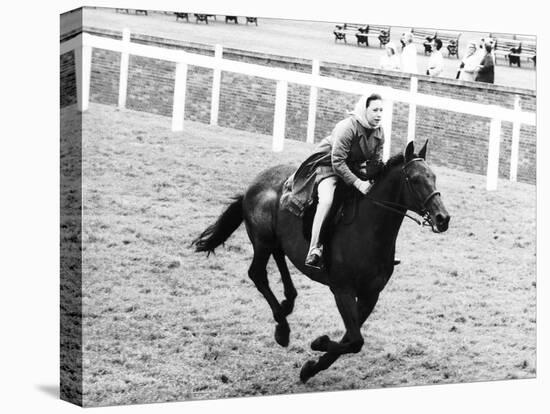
402 158 441 216
365 158 441 231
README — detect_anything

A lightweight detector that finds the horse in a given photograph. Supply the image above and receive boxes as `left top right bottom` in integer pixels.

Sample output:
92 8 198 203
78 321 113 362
192 140 450 382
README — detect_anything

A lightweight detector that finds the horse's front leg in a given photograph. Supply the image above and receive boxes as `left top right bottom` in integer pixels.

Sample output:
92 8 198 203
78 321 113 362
301 292 380 383
310 289 364 355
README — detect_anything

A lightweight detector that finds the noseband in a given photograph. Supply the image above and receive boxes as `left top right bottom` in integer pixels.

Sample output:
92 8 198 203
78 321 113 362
366 158 440 231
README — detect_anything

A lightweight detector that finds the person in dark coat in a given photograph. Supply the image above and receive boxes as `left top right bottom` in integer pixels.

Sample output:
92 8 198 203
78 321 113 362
289 94 386 269
475 42 495 84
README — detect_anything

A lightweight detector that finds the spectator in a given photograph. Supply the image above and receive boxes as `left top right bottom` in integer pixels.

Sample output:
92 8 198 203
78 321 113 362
380 42 400 71
401 32 418 74
426 38 443 76
477 37 495 61
457 41 480 81
423 35 435 55
399 32 408 51
508 44 521 66
475 42 495 84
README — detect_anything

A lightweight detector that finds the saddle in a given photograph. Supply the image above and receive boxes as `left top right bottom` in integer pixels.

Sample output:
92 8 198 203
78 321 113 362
305 182 359 243
281 177 360 243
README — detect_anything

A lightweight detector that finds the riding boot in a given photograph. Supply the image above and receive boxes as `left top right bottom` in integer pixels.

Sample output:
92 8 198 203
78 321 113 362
305 201 332 270
305 246 324 270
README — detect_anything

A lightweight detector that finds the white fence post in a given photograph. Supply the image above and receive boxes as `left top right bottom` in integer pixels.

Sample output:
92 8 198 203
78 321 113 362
171 62 188 132
210 44 223 126
75 43 92 112
272 80 288 152
118 28 131 109
407 76 418 143
306 59 320 144
382 99 393 162
509 95 521 182
486 117 502 191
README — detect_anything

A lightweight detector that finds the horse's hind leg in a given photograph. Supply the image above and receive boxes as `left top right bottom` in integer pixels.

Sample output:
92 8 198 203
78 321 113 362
273 248 297 316
248 247 291 347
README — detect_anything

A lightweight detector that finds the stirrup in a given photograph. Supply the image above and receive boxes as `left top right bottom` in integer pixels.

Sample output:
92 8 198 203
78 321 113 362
305 247 324 270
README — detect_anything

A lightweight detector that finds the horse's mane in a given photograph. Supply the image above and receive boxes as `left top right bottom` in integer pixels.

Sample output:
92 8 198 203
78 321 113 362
368 153 406 183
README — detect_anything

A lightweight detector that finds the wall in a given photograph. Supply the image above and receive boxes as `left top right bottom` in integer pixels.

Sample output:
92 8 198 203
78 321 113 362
60 51 77 107
60 28 536 184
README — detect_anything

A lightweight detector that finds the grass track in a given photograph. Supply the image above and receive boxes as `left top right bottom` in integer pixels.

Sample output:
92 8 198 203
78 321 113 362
66 103 535 406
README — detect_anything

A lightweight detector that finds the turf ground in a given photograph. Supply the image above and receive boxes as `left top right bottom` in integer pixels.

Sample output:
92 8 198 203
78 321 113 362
64 103 536 406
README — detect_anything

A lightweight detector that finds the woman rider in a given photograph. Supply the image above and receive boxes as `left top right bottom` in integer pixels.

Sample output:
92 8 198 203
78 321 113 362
302 93 385 269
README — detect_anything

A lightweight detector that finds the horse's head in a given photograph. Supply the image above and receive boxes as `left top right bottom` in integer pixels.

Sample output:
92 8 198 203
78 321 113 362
400 140 450 233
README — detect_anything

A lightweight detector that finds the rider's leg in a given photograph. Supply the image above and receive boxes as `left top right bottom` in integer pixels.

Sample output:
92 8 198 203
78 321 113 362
306 176 337 268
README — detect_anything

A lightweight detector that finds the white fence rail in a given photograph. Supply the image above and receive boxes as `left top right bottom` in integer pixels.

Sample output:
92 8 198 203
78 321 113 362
60 30 536 190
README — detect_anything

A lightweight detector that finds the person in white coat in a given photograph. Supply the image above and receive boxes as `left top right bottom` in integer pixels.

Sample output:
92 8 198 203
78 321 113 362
379 42 401 71
426 38 444 76
457 41 481 81
401 32 418 74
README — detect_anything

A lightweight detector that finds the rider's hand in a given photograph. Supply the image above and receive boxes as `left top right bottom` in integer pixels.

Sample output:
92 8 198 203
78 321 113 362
353 179 371 195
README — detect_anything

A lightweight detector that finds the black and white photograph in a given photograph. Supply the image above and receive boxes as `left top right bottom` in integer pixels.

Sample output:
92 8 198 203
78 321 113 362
57 1 541 408
3 0 548 413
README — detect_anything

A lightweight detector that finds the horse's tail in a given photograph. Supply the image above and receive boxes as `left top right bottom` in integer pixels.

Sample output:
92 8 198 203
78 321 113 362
192 194 244 255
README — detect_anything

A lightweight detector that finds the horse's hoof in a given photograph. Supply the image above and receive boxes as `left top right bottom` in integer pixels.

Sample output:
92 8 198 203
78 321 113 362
275 323 290 347
281 299 294 316
300 360 317 383
311 335 330 352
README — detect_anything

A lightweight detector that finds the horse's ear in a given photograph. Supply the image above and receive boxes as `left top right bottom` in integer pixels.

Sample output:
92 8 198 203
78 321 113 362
418 139 429 160
404 141 415 162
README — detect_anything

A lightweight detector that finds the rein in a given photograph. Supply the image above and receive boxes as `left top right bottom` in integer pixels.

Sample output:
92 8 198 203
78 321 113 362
367 198 425 226
364 158 440 231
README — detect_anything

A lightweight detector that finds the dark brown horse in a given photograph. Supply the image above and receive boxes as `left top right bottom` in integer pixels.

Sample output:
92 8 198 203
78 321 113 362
192 140 450 382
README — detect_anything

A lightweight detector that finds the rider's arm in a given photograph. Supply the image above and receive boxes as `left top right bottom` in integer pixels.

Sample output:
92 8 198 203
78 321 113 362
331 119 360 186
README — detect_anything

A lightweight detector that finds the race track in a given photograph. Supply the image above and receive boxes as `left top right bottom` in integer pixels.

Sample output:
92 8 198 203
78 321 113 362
65 103 536 406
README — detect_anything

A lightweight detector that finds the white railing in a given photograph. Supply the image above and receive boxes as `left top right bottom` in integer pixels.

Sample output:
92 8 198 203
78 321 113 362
60 30 536 190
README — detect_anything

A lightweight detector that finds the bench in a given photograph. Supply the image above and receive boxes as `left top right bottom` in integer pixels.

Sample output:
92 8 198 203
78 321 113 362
513 35 536 66
175 12 189 22
356 25 391 47
493 38 522 65
434 30 462 58
515 34 536 42
246 17 258 25
489 32 515 40
519 40 536 66
505 40 536 67
490 34 536 67
333 23 368 44
194 14 214 24
135 10 148 16
115 8 129 13
410 28 437 55
225 15 239 24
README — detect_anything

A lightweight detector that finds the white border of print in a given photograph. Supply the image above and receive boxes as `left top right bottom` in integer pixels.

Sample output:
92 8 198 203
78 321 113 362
1 1 546 413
